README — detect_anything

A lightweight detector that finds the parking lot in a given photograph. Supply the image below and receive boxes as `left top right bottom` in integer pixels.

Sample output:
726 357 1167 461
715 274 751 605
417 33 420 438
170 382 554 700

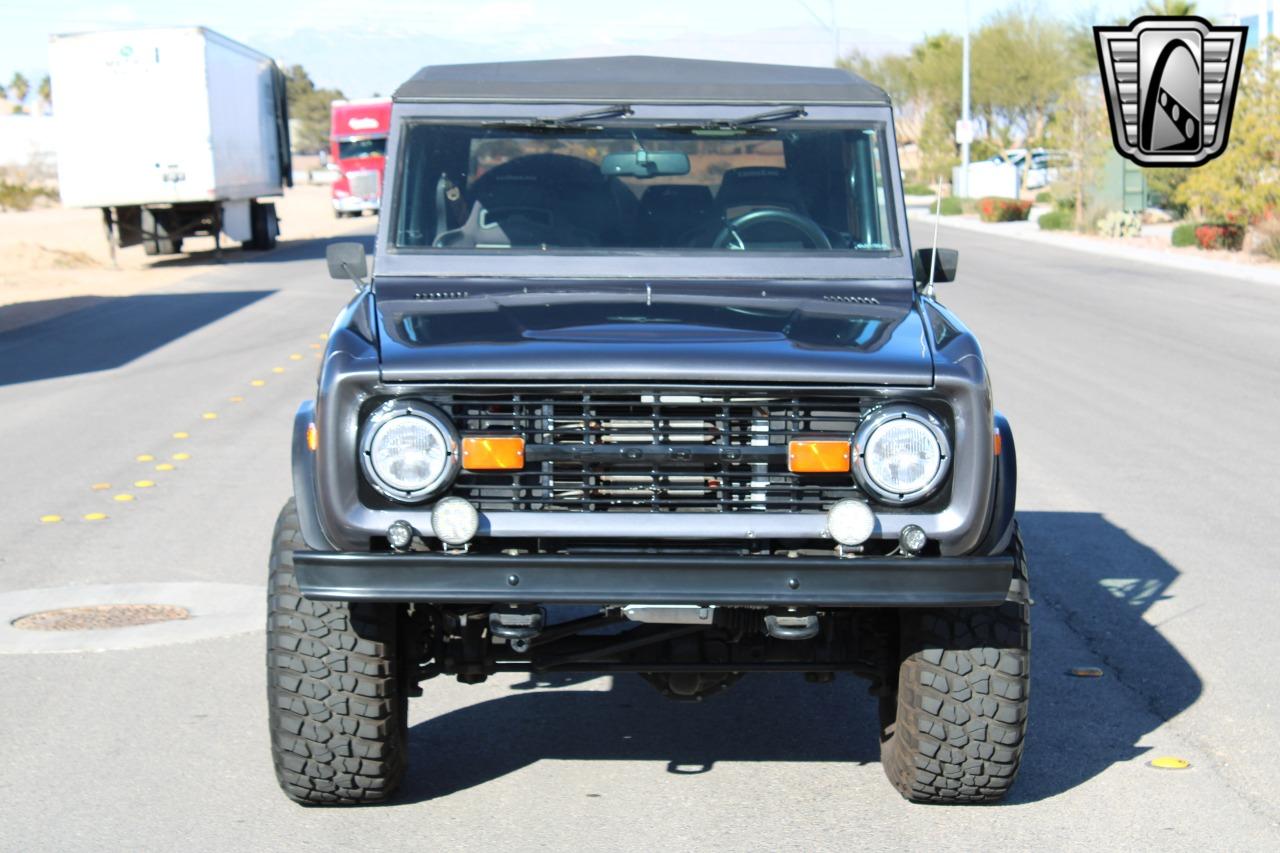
1 219 1278 850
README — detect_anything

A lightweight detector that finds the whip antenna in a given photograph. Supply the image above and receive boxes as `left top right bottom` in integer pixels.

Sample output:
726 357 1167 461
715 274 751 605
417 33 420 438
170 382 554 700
926 174 942 296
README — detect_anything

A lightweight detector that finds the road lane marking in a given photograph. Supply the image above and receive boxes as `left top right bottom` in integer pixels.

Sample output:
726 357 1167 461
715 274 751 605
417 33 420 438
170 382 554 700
289 353 303 360
172 453 191 461
250 379 266 387
1148 757 1191 770
134 480 155 488
173 432 189 439
39 515 62 523
155 463 175 471
90 483 111 491
83 513 107 521
113 494 135 502
202 412 217 420
271 367 285 374
135 454 154 462
229 396 244 403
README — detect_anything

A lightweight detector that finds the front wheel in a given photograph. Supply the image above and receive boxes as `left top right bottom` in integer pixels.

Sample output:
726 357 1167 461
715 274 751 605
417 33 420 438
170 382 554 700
267 500 409 804
880 528 1030 803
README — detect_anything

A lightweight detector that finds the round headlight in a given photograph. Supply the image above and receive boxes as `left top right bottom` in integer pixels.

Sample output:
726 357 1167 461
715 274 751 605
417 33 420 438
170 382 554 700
360 401 457 501
854 406 950 503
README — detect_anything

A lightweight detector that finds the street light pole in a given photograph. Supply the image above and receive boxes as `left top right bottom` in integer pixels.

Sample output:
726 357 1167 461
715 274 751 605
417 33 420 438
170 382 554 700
960 0 971 198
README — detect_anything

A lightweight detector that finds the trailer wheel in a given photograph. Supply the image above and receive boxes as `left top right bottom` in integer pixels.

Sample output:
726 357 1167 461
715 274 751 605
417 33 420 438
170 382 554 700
247 201 279 250
141 208 178 255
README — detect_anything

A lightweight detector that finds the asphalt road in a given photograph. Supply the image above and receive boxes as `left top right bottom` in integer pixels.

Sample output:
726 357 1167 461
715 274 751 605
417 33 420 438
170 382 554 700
1 222 1278 850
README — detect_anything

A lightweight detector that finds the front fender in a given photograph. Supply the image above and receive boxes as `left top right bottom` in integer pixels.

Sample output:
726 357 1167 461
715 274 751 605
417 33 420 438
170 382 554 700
292 400 333 550
975 412 1018 555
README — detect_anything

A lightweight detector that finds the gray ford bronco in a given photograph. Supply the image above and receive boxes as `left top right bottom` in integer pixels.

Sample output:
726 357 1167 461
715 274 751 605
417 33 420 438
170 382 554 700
269 56 1029 806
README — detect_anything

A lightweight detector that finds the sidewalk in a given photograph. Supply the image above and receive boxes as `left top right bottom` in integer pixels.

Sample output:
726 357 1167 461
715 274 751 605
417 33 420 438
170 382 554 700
906 210 1280 288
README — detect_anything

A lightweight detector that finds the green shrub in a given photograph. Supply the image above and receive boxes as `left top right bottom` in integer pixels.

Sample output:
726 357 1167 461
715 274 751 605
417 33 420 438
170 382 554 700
930 196 964 216
903 183 934 196
1171 222 1197 247
1095 211 1142 238
0 181 54 212
977 196 1033 222
1038 209 1072 231
1034 191 1053 203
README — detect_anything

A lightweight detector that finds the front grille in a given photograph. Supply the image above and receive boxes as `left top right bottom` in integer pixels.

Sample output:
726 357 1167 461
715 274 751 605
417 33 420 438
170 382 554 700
347 170 379 199
435 391 869 512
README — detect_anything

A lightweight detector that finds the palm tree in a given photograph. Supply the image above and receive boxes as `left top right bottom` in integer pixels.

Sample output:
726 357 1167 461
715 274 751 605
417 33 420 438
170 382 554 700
38 75 50 108
8 71 29 106
1140 0 1198 15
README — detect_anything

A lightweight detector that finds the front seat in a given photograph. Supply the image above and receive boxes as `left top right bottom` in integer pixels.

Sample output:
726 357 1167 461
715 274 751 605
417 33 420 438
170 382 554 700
715 167 807 216
639 185 715 247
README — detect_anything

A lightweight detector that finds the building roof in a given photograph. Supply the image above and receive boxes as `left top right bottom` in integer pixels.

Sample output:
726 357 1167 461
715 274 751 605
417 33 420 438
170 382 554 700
393 56 890 106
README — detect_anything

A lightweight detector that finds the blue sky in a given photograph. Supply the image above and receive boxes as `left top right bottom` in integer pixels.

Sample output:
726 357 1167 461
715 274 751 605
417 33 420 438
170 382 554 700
4 0 1239 98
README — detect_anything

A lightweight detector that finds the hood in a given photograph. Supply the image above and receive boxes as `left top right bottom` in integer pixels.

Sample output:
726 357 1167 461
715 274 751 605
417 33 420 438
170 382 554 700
373 280 932 387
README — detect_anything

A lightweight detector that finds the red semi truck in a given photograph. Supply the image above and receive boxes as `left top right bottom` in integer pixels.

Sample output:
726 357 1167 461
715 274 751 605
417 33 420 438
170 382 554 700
329 98 391 217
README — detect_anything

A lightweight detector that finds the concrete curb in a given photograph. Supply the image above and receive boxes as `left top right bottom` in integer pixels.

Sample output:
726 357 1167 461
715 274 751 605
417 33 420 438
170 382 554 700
907 212 1280 288
0 582 264 654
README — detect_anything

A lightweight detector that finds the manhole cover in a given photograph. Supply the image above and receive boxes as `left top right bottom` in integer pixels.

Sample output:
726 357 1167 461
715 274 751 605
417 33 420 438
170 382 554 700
11 604 190 631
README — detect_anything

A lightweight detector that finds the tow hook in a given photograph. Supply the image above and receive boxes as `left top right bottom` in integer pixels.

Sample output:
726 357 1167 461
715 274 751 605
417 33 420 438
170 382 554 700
489 605 545 653
764 609 819 640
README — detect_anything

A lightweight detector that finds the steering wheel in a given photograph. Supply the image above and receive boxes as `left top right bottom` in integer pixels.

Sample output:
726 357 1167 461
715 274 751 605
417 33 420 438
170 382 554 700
712 209 833 250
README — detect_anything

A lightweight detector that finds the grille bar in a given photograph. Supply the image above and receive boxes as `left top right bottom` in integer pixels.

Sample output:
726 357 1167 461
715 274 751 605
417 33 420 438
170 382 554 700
435 391 867 513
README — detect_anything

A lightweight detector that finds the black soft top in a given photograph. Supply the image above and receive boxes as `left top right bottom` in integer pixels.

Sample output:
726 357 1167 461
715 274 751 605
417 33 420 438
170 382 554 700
393 55 890 106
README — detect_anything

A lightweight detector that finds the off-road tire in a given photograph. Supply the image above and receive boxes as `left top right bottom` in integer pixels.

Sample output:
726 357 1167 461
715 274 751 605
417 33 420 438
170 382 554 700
267 500 408 804
880 527 1030 804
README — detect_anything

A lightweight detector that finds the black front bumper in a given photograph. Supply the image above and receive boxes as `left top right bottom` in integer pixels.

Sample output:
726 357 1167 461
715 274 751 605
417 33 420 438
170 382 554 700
293 551 1021 608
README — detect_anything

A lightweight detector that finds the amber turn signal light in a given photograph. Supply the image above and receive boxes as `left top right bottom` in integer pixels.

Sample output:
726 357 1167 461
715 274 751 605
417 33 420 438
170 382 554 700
306 423 319 452
462 435 526 470
788 439 851 473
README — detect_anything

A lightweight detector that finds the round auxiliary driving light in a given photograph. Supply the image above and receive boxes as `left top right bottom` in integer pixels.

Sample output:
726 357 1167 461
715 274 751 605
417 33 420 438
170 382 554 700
387 520 415 551
827 499 876 547
431 497 479 547
899 524 928 555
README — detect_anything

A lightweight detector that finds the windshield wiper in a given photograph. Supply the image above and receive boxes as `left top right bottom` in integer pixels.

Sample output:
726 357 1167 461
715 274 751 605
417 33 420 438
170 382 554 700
656 105 807 134
482 104 633 131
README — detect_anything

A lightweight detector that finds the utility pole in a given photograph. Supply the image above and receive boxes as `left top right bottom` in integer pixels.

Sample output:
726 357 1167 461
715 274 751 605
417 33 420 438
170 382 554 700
1261 1 1270 60
959 0 972 198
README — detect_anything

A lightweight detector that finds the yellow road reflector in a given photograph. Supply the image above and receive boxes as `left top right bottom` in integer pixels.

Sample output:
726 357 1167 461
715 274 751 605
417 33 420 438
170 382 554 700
136 454 154 462
202 412 217 420
83 512 108 521
309 343 322 349
172 431 189 439
229 395 243 403
271 366 285 374
1069 667 1104 678
1148 757 1191 770
250 379 266 387
318 333 328 340
113 493 135 502
155 463 175 471
90 482 111 491
40 514 62 523
134 480 155 488
289 353 303 360
172 452 191 461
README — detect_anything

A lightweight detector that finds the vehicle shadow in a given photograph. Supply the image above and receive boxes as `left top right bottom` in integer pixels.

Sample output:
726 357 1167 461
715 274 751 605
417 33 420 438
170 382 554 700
392 510 1199 806
144 233 376 268
0 290 274 386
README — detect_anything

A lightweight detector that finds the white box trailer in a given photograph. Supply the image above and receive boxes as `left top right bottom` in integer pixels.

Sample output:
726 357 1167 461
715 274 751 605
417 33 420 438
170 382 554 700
49 26 291 256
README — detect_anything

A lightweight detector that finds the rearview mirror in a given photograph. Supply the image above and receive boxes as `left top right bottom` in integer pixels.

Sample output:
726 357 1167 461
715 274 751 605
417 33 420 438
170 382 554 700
326 241 368 284
914 248 958 284
601 149 691 179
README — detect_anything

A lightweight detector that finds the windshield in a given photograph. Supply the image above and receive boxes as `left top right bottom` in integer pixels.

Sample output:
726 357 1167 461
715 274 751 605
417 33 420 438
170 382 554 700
393 120 898 253
338 137 387 159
